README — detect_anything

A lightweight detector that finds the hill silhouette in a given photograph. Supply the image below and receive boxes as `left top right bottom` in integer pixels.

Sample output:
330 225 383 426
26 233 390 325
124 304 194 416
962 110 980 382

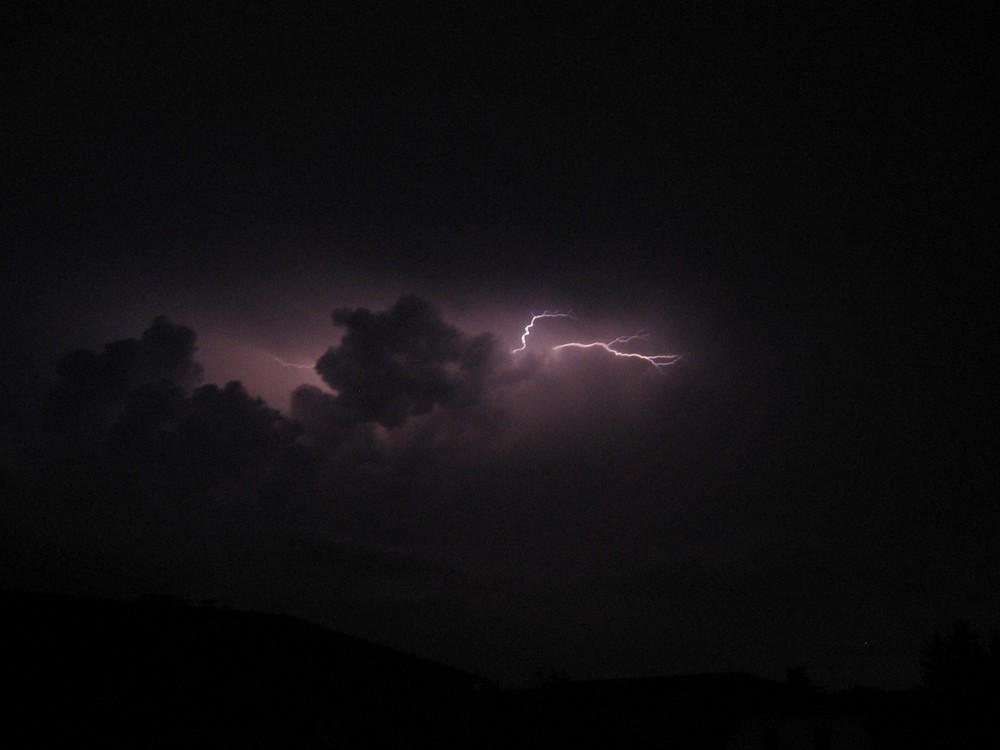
2 589 489 748
5 590 996 748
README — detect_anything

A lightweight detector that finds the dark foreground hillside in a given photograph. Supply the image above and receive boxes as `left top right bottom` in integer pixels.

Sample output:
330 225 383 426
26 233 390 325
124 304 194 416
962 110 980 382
1 590 490 748
3 590 996 748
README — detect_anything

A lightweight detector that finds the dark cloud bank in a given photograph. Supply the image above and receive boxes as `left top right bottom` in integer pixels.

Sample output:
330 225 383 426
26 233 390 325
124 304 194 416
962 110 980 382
1 295 992 690
2 297 697 681
305 294 497 428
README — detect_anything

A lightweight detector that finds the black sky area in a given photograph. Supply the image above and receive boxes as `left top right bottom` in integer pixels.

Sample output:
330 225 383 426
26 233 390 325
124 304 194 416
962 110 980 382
1 3 995 690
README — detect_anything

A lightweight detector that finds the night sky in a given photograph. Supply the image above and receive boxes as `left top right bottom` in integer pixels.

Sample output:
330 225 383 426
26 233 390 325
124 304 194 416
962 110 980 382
2 3 994 689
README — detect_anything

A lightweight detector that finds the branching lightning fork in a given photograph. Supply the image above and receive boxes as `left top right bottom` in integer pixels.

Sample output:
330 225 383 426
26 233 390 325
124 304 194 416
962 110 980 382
513 315 681 370
554 333 682 370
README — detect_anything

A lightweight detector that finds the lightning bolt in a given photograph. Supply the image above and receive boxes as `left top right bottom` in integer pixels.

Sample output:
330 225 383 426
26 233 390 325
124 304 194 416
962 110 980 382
512 311 574 353
268 354 315 370
513 315 681 370
554 333 682 370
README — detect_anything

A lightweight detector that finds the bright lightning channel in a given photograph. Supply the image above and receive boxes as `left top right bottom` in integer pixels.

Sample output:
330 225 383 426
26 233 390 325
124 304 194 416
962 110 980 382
512 314 681 370
512 311 574 353
268 354 315 370
554 333 682 370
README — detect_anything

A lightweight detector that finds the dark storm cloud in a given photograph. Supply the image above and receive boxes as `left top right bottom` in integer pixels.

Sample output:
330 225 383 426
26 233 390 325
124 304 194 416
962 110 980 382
38 317 301 501
10 308 499 594
9 299 914 688
52 316 203 413
311 295 498 428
